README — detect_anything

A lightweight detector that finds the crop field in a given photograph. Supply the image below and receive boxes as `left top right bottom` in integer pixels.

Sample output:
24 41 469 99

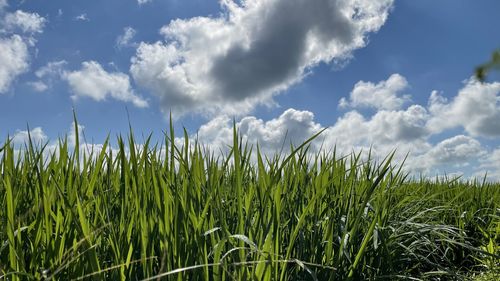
1 123 499 280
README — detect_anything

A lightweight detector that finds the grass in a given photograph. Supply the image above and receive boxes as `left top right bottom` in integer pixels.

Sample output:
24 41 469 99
0 120 499 280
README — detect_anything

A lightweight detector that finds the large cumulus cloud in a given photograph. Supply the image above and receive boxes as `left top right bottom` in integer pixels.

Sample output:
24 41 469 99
130 0 394 116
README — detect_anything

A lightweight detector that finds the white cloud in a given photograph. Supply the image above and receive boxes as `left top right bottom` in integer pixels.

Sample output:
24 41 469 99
68 122 85 147
323 105 430 155
63 61 148 108
427 135 485 164
427 79 500 137
35 60 67 78
137 0 152 5
28 80 48 92
131 0 394 116
75 13 89 21
116 26 137 48
4 123 114 163
412 135 486 175
0 35 29 93
11 127 48 146
27 60 68 92
188 105 498 180
2 10 46 33
0 7 46 93
479 148 500 181
339 73 410 110
196 108 323 155
182 73 492 177
184 64 500 178
189 105 431 168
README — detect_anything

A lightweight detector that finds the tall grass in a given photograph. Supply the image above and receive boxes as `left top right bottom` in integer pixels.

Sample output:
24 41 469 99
0 121 499 280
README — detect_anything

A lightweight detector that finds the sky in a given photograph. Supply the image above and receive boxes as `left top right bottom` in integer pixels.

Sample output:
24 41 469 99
1 0 500 180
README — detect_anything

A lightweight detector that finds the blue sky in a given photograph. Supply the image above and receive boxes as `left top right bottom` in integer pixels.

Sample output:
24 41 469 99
1 0 500 180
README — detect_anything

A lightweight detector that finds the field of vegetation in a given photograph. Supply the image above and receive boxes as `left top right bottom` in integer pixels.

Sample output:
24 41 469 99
1 122 499 280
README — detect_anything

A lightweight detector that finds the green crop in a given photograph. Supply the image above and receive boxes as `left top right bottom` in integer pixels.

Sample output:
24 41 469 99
0 119 499 280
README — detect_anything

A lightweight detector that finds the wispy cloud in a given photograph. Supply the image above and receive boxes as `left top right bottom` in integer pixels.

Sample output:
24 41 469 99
25 60 68 92
137 0 152 5
74 13 89 21
2 10 46 33
27 80 48 92
116 26 137 49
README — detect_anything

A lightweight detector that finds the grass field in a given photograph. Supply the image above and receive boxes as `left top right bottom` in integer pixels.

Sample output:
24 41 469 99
1 121 499 280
